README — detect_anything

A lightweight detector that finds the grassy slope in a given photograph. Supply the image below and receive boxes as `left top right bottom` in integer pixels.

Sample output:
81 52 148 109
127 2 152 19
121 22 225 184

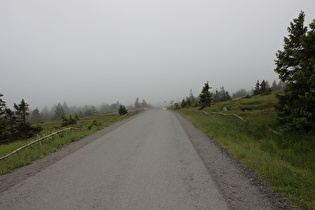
0 111 142 174
177 91 315 209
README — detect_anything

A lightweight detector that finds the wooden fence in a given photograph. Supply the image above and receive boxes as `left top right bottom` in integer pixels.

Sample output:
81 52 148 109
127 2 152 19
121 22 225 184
197 110 281 136
0 127 78 161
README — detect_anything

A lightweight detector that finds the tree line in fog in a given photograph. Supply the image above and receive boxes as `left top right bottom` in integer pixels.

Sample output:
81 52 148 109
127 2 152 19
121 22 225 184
29 98 151 124
172 79 285 110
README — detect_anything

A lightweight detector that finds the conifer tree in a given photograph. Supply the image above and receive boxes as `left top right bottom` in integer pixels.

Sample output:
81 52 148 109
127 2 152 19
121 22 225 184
181 99 187 108
271 80 278 91
253 80 260 95
134 98 140 109
14 99 30 133
141 99 148 108
188 89 196 106
4 108 16 139
0 94 7 141
0 93 5 117
213 90 220 102
30 108 42 124
118 105 128 115
274 11 315 132
198 81 213 110
260 80 267 93
54 103 65 120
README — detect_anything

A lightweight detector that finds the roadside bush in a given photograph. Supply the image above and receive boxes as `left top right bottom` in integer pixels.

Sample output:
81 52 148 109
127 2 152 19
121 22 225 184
118 105 128 115
86 120 99 130
61 115 77 127
174 103 180 110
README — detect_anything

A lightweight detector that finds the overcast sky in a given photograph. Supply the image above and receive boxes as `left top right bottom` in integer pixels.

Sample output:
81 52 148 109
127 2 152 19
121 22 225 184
1 0 315 109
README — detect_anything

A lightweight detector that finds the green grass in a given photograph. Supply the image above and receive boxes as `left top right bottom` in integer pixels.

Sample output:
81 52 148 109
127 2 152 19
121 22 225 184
0 111 142 174
177 91 315 209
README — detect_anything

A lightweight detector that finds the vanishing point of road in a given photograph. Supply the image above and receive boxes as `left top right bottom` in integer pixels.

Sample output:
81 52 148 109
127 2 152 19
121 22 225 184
0 109 289 209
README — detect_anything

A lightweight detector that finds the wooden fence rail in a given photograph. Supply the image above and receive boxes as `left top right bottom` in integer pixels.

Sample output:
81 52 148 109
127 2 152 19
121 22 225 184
200 110 246 121
0 127 78 161
197 110 281 136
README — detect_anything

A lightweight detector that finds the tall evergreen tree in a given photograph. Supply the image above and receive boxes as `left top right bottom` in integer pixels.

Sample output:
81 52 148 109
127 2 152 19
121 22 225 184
225 90 232 101
62 102 70 116
187 89 196 106
271 80 278 91
198 81 213 110
0 94 7 141
41 106 51 122
134 98 140 109
213 87 231 102
141 99 148 108
274 11 315 132
260 80 267 93
0 93 5 117
4 108 16 139
213 90 220 102
54 103 65 120
14 99 30 133
181 98 187 108
253 80 261 95
30 108 42 124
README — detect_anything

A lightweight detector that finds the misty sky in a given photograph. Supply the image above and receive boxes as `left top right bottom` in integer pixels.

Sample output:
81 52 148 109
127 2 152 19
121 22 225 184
1 1 315 109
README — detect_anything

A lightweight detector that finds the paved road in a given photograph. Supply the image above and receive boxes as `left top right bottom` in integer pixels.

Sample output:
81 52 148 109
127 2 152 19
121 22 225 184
0 109 230 209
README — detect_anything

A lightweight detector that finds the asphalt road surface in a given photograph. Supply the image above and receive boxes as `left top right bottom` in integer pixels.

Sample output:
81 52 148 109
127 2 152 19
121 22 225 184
0 109 230 209
0 109 290 209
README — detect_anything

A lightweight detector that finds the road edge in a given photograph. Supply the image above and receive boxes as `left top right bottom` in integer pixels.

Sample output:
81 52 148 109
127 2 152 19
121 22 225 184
0 112 144 193
173 111 292 210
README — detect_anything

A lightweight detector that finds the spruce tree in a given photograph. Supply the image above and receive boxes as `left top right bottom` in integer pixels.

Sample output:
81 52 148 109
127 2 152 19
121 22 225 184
141 99 148 108
54 103 65 120
271 80 278 91
253 80 260 95
118 105 128 115
181 99 187 108
0 93 5 116
0 94 7 142
198 81 213 110
225 91 232 101
274 11 315 132
30 108 42 124
14 99 30 134
188 89 196 106
213 90 220 102
260 80 267 94
134 98 140 109
4 108 16 139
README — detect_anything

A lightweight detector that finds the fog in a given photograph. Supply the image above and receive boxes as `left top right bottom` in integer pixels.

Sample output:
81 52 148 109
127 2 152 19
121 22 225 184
1 1 315 109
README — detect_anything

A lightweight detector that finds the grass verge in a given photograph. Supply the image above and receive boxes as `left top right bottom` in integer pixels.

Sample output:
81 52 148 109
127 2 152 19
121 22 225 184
177 92 315 209
0 110 142 175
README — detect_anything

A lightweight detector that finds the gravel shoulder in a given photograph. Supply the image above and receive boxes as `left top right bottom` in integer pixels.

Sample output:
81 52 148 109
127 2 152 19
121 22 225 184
173 111 292 209
0 113 142 194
